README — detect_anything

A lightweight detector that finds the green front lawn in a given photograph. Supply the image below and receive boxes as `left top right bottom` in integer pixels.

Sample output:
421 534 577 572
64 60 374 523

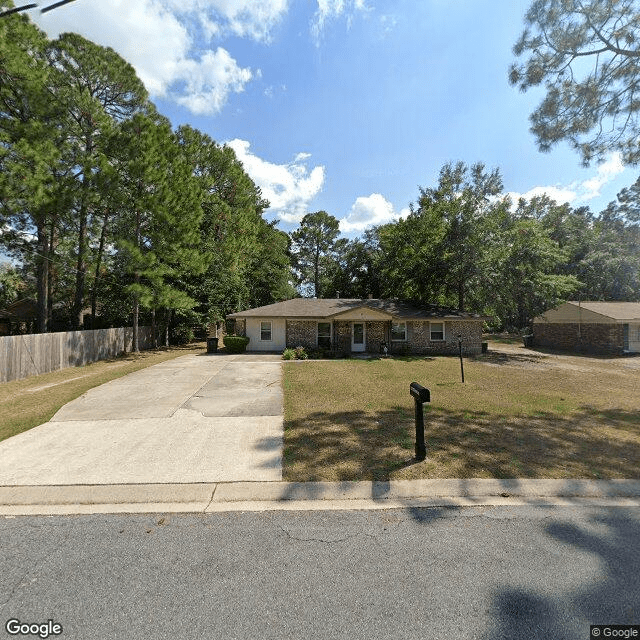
283 346 640 481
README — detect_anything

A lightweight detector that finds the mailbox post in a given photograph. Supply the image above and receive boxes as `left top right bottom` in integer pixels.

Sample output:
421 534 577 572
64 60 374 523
410 382 430 461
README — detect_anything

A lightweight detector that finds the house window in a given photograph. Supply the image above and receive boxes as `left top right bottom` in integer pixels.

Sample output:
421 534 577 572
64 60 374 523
391 321 406 341
260 321 272 341
430 322 444 341
317 322 331 349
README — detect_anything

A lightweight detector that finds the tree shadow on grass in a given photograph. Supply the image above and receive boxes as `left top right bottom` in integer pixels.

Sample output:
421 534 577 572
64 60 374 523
283 405 640 482
470 350 550 367
480 510 640 640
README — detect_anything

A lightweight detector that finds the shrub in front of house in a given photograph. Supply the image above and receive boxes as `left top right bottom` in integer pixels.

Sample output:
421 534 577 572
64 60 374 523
294 346 308 360
282 346 309 360
223 335 250 353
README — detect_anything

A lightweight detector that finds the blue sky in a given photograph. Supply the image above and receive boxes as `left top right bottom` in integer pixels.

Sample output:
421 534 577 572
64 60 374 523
31 0 635 237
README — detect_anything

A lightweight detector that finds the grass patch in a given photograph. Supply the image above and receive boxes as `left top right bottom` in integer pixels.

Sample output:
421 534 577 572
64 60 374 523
283 346 640 481
0 342 205 443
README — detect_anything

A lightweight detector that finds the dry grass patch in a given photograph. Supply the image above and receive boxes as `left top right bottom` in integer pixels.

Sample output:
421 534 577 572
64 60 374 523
283 345 640 481
0 342 205 443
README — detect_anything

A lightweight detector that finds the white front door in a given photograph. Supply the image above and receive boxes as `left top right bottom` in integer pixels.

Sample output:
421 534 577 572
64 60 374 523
351 322 366 352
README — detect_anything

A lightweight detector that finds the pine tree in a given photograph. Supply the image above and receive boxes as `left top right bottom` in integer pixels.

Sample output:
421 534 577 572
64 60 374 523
112 113 205 351
45 32 148 328
0 7 60 331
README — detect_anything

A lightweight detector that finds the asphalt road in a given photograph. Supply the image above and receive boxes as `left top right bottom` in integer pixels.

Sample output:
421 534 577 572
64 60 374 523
1 505 638 640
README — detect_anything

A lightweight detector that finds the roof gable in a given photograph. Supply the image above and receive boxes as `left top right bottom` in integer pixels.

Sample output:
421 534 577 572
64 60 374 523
330 305 394 321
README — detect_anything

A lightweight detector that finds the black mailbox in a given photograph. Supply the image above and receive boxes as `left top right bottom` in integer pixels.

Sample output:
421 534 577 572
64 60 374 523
410 382 430 403
409 382 430 461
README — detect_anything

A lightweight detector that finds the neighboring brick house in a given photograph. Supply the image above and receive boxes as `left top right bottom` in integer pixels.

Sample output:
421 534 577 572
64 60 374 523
533 301 640 354
227 298 485 355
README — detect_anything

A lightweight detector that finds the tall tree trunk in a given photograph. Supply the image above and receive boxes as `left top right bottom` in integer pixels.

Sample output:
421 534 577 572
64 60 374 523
314 248 320 298
73 137 93 329
132 207 141 352
458 280 464 311
132 291 139 353
73 192 88 329
47 217 56 330
164 308 172 347
151 307 157 349
36 219 49 334
90 207 109 328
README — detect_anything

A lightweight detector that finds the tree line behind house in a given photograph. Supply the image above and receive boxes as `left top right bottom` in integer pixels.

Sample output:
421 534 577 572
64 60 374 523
291 163 640 331
1 7 639 341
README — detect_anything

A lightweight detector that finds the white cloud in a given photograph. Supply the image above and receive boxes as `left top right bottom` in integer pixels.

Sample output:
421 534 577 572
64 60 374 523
579 152 625 201
507 152 626 207
379 14 398 35
227 140 325 223
30 0 369 113
339 193 403 233
139 0 289 42
173 48 253 115
506 185 578 206
263 83 286 98
30 0 285 115
311 0 368 42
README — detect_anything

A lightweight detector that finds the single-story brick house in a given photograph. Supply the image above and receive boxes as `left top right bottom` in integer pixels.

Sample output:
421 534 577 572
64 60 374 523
533 301 640 354
227 298 485 355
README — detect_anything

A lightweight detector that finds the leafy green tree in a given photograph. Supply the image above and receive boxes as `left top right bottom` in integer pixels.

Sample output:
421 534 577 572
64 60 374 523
510 0 640 165
46 32 148 328
492 200 582 329
176 125 293 325
323 232 382 299
0 6 61 331
584 180 640 300
290 211 345 298
0 263 30 308
247 223 297 306
112 113 205 350
379 162 506 310
375 212 445 304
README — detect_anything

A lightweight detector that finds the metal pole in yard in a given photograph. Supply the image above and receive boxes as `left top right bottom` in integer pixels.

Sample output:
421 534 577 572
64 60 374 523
458 334 464 383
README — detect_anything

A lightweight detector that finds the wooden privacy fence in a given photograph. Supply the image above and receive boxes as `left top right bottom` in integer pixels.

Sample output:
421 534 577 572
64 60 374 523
0 326 154 383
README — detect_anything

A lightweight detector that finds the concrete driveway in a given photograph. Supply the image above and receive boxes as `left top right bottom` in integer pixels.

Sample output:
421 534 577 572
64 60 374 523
0 353 283 485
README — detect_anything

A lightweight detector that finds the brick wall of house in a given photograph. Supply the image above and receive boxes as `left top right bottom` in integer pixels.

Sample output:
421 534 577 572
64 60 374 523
533 322 624 354
366 321 385 354
286 320 317 349
334 321 351 353
399 320 482 355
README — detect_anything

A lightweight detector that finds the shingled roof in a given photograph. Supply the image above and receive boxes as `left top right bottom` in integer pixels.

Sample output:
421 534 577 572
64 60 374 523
227 298 484 320
566 301 640 321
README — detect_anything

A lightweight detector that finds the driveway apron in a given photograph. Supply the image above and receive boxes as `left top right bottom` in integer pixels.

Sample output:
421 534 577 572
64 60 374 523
0 353 283 485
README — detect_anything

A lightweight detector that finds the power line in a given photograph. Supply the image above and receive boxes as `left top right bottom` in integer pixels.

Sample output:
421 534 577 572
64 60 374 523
0 0 78 18
41 0 77 14
0 4 37 17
